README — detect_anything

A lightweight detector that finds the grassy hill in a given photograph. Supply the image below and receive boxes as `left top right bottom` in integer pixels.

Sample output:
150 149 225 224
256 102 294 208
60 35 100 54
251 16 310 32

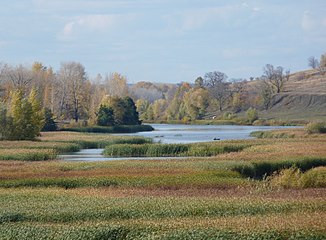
203 69 326 123
260 69 326 121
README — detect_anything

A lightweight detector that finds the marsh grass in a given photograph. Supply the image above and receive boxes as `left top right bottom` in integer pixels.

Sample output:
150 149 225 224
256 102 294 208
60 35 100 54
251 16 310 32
0 170 246 189
0 188 325 239
269 166 326 188
250 130 295 138
104 142 250 157
233 157 326 179
0 134 152 160
0 129 325 238
0 149 57 161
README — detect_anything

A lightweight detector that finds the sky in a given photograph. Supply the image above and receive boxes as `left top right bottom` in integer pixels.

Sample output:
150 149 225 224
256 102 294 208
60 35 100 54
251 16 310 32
0 0 325 83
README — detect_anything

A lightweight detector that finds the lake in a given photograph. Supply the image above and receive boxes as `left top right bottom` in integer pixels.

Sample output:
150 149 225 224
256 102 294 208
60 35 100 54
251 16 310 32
60 124 296 161
113 123 295 143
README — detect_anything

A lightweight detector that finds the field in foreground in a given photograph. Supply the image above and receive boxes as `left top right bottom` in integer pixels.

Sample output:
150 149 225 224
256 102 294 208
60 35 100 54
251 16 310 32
0 129 325 239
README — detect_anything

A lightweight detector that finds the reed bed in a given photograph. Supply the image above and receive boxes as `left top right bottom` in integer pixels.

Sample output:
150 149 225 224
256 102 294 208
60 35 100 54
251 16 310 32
0 149 57 161
104 142 252 157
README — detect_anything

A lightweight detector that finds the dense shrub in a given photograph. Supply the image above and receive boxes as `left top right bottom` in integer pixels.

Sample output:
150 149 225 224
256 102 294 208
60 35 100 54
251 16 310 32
246 107 259 124
233 158 326 179
305 121 326 134
268 166 326 188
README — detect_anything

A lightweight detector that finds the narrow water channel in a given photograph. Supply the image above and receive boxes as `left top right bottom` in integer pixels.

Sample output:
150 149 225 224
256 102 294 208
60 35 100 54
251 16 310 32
59 124 297 161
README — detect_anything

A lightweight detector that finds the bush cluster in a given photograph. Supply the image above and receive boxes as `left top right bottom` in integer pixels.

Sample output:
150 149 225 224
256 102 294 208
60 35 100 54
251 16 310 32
268 166 326 188
305 121 326 134
233 157 326 179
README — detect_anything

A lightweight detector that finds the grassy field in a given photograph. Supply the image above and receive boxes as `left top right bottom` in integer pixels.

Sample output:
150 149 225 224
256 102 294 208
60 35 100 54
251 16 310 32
0 129 325 239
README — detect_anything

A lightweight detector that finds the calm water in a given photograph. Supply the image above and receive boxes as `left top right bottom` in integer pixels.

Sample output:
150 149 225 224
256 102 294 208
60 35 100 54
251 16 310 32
60 124 296 161
115 124 295 143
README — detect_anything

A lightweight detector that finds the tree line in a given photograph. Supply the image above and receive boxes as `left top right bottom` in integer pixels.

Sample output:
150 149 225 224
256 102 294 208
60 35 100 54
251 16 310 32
0 52 325 139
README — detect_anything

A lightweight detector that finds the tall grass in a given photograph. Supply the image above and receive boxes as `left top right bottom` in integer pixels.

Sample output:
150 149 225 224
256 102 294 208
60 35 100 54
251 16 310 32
233 157 326 179
269 166 326 188
0 149 57 161
250 130 295 139
104 142 250 157
305 122 326 134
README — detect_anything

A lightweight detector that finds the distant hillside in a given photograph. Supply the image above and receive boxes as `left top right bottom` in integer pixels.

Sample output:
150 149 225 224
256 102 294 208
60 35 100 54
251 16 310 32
202 69 326 122
260 69 326 121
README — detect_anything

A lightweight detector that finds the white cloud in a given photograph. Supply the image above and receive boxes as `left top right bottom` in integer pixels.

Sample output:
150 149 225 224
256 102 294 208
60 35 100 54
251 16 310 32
59 14 133 40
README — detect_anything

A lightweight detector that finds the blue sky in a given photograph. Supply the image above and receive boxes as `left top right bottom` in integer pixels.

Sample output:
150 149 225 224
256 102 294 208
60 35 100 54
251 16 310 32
0 0 325 83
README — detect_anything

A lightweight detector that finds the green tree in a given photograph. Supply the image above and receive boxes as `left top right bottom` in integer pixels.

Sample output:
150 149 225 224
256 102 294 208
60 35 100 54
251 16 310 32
42 108 57 131
183 88 209 120
246 107 259 124
136 99 150 121
10 90 35 140
0 103 14 140
96 104 115 126
100 96 141 125
29 88 45 136
123 97 141 125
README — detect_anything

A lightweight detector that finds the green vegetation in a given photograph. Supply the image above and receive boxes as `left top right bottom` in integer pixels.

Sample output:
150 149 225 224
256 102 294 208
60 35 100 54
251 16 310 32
268 166 326 188
97 96 141 126
0 89 44 140
0 149 56 161
233 157 326 179
250 130 295 138
305 121 326 134
42 107 58 131
246 107 259 124
0 129 325 239
104 142 249 157
62 124 154 133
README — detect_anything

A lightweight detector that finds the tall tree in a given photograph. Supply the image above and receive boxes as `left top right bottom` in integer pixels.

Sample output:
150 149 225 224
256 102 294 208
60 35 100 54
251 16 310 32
183 88 209 120
203 71 230 111
308 56 319 69
123 97 141 125
96 104 115 126
136 99 150 121
0 102 13 140
100 96 140 125
10 90 35 140
7 65 33 93
105 72 129 97
28 88 45 136
57 62 89 122
194 77 204 88
262 64 290 94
